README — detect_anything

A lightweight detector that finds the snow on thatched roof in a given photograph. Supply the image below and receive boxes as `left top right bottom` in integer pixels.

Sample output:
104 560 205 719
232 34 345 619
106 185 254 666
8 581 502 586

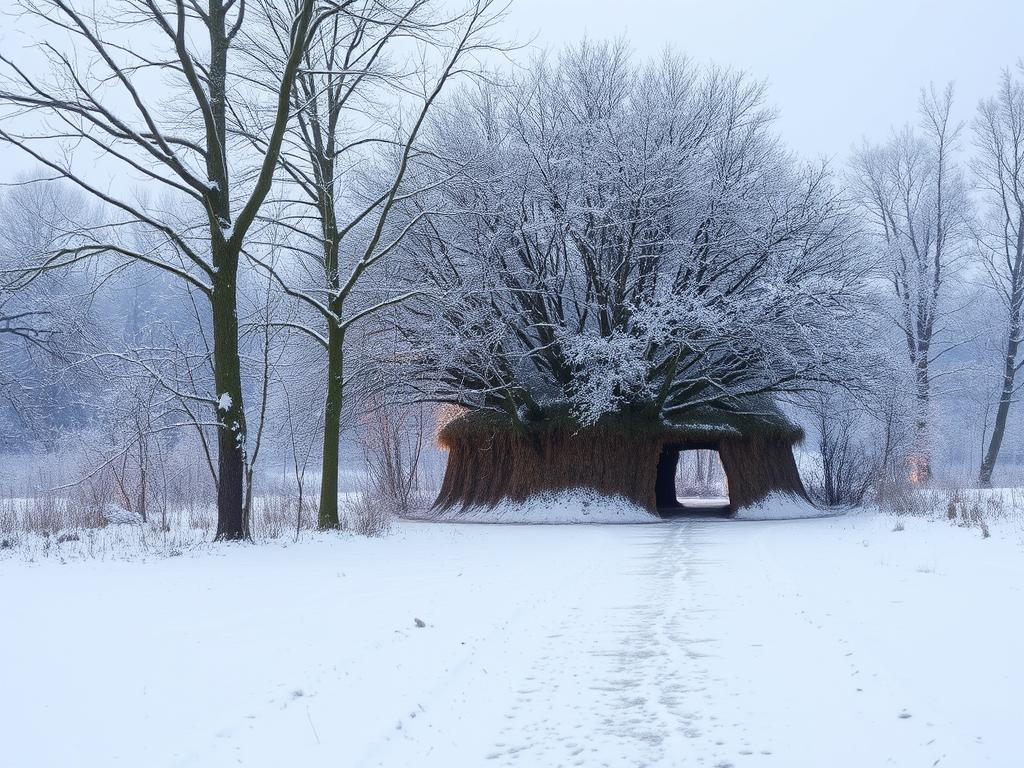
664 395 804 443
438 394 803 448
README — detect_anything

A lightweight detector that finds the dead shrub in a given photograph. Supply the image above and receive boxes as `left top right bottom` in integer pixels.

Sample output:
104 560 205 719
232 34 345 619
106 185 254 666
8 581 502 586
358 384 427 519
876 479 930 517
344 489 393 537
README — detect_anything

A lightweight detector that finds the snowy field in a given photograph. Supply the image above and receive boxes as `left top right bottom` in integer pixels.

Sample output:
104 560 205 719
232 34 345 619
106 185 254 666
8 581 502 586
3 509 1022 768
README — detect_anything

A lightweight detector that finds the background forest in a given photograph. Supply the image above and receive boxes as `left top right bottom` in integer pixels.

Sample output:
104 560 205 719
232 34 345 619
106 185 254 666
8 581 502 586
0 0 1022 546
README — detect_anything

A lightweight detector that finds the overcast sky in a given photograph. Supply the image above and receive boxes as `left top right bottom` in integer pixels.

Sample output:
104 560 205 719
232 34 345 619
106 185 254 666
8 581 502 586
500 0 1024 159
1 0 1022 180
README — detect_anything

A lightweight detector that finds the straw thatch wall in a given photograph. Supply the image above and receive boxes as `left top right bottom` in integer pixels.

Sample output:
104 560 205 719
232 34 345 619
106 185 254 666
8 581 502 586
434 405 808 515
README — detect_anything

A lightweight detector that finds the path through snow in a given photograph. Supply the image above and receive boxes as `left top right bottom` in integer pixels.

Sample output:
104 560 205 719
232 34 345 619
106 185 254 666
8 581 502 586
2 513 1021 767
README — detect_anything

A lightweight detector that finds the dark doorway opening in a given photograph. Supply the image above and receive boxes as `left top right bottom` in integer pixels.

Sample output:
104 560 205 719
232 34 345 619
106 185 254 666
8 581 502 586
655 444 731 518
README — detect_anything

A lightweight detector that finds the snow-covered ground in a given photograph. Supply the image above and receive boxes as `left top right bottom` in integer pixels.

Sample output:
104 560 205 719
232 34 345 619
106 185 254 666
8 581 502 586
2 510 1022 767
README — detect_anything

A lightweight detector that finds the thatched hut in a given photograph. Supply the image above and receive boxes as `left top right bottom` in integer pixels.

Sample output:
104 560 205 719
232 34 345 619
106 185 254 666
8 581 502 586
434 398 808 516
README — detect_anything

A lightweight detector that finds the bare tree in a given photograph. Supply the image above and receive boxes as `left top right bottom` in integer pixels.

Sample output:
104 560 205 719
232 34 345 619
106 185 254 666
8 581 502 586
247 0 506 529
0 0 323 539
805 391 878 506
851 84 969 483
974 66 1024 486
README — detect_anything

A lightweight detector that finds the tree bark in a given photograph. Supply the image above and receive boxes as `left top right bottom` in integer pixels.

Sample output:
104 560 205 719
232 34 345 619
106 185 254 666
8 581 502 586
979 309 1021 487
316 180 344 529
912 355 932 483
318 319 345 529
212 267 248 540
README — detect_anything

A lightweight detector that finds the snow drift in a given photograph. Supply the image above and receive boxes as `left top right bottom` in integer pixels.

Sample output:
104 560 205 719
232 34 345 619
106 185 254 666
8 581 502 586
425 488 660 524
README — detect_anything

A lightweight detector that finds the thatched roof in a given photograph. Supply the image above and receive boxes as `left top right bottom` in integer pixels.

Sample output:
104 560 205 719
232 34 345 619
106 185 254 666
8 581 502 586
665 394 804 443
438 394 803 448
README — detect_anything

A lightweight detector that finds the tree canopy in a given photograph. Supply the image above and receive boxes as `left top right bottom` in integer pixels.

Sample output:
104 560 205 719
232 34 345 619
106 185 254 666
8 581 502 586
403 43 873 427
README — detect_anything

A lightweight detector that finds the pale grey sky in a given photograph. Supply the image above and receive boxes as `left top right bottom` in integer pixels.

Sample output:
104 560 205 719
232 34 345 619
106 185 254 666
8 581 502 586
1 0 1021 180
500 0 1024 158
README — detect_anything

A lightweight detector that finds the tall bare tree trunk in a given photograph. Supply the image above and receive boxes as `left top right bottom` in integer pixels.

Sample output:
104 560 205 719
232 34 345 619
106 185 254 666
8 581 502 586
912 354 932 482
212 266 248 539
979 220 1024 486
318 318 344 529
979 330 1020 486
207 5 246 540
317 185 344 529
